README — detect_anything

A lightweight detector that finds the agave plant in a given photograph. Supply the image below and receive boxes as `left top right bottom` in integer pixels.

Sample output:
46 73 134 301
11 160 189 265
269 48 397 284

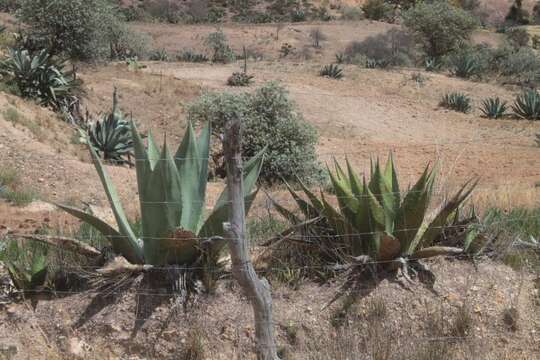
273 156 477 267
512 89 540 120
320 64 343 79
0 48 80 111
57 121 264 268
80 90 134 165
450 53 478 79
424 57 441 72
335 52 345 64
480 97 507 119
440 92 472 113
1 241 48 292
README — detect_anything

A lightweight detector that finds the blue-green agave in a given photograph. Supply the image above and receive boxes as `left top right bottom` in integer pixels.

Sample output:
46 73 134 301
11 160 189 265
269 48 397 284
57 122 264 266
275 155 477 262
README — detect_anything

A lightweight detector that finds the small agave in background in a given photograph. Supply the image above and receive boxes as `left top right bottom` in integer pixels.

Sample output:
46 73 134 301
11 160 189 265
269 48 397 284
79 88 134 165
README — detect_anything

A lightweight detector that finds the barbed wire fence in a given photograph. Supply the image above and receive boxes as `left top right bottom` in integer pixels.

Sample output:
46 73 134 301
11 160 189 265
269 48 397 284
0 126 539 358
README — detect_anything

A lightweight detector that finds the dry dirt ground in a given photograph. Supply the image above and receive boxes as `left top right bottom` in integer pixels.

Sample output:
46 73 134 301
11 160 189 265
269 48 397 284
0 258 538 359
0 18 539 360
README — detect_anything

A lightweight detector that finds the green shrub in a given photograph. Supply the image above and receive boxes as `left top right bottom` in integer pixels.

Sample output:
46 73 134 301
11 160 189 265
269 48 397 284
187 82 322 184
0 49 81 113
205 30 235 63
480 97 508 119
319 64 344 79
344 28 415 67
16 0 145 61
440 92 473 113
512 89 540 119
402 1 479 58
496 47 540 85
362 0 394 22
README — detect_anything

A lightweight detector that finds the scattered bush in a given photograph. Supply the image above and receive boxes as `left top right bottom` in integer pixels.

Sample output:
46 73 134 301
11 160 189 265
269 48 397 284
343 28 415 67
496 46 540 85
402 1 479 58
187 82 322 184
450 52 480 78
440 92 473 113
205 30 235 63
362 0 394 22
149 48 169 61
177 50 209 63
339 5 364 21
319 64 344 79
480 97 508 119
79 90 134 165
227 72 254 86
0 49 81 113
512 89 540 119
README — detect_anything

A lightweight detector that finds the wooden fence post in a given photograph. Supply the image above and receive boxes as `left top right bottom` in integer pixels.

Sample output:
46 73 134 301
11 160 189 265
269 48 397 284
223 117 280 360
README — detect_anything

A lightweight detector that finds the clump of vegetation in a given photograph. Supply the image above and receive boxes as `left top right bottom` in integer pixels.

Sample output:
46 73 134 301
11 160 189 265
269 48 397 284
440 92 473 113
424 57 442 72
79 89 134 165
505 27 531 48
227 47 254 87
269 156 477 286
148 48 169 61
343 29 415 68
0 166 36 206
319 64 344 79
496 47 540 86
1 240 48 292
0 49 81 115
480 97 508 119
339 5 364 21
450 52 481 79
402 1 479 58
227 72 254 86
188 82 322 184
512 89 540 120
505 0 530 26
279 43 294 58
177 50 208 63
16 0 148 60
362 0 394 22
205 29 235 63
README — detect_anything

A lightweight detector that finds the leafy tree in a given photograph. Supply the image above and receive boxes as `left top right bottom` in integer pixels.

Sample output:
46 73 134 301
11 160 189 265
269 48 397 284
16 0 147 60
402 1 479 58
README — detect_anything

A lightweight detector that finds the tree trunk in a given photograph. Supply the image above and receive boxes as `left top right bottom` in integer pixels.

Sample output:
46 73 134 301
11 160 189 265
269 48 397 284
222 118 280 360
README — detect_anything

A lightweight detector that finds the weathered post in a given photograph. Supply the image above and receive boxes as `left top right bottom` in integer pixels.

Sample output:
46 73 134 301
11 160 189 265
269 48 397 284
223 117 280 360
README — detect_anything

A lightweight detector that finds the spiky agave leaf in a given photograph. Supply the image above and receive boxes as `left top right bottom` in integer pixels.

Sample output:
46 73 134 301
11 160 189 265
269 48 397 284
480 97 507 119
320 64 343 79
512 89 540 120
